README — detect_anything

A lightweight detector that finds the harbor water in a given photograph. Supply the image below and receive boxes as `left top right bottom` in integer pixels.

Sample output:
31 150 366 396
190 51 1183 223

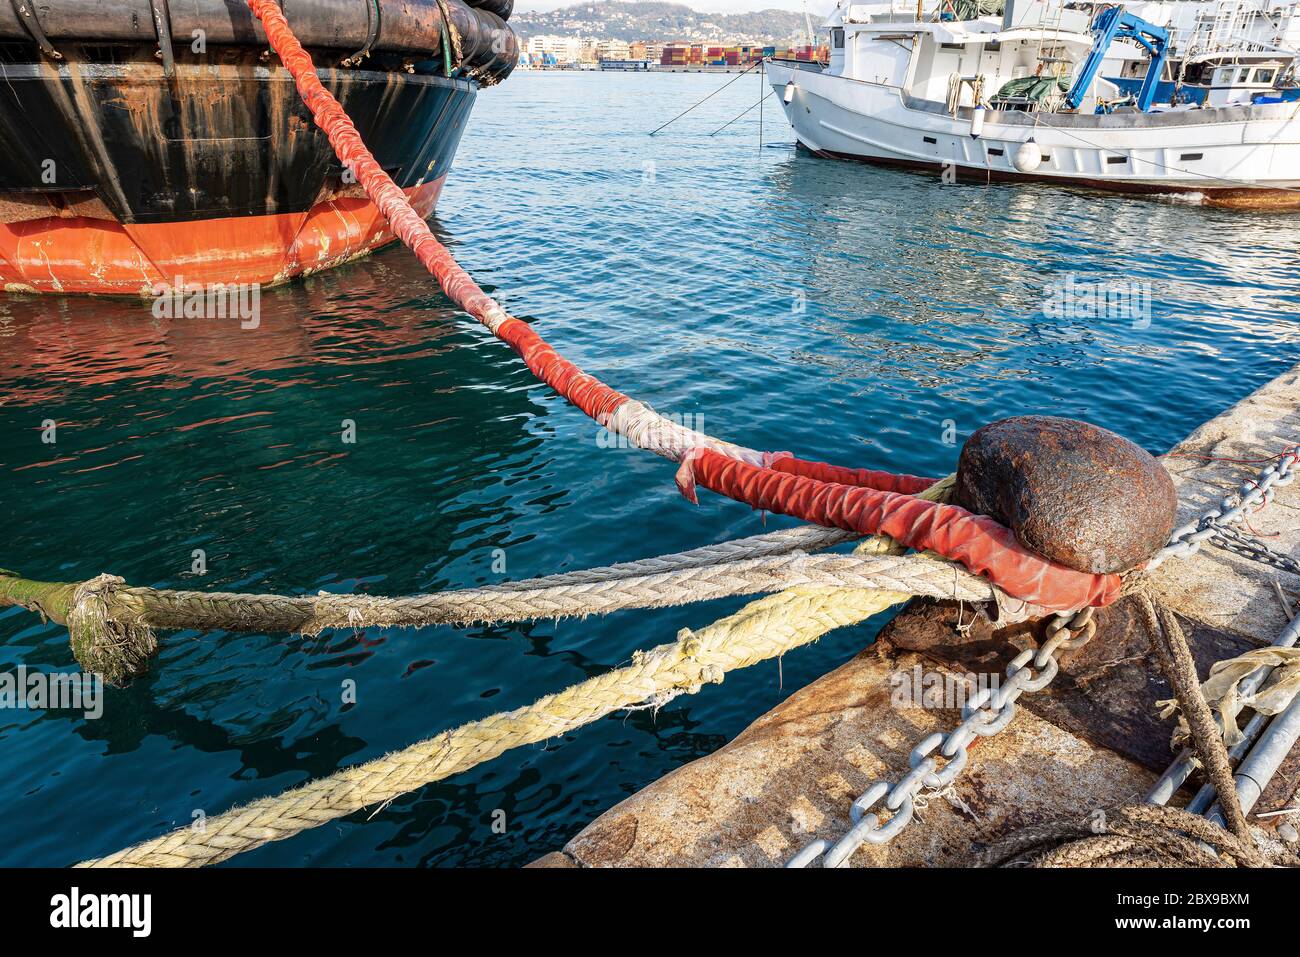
1 70 1298 866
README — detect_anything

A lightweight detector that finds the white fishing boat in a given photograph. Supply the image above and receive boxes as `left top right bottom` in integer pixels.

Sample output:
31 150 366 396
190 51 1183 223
767 0 1300 207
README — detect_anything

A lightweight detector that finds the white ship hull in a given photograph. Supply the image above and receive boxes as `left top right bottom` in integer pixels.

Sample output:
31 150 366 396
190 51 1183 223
768 55 1300 208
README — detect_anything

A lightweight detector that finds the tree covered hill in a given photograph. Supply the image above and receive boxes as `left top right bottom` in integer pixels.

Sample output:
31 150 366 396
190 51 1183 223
511 1 827 45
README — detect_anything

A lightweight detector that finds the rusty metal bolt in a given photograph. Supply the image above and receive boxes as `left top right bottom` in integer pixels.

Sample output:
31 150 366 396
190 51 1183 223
954 416 1177 574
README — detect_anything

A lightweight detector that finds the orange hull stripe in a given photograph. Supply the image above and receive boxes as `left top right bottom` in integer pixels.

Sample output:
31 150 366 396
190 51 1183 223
0 179 444 296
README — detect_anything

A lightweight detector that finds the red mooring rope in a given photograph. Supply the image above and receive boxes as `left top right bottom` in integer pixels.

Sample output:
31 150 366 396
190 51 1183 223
764 452 936 495
678 449 1121 610
246 0 1120 611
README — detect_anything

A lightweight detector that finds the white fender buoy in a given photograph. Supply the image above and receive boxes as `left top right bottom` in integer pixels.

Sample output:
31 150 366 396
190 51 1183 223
970 104 985 139
1014 138 1042 172
783 81 796 104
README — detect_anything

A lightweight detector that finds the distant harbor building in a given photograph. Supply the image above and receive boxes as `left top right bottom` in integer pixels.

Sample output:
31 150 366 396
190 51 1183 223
599 59 655 71
596 39 632 61
526 34 585 66
523 34 820 73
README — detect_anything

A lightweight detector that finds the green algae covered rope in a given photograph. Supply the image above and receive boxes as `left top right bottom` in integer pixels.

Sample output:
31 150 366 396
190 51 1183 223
0 571 155 686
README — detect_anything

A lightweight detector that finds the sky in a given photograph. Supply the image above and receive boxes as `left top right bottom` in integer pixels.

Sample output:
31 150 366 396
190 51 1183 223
513 0 836 14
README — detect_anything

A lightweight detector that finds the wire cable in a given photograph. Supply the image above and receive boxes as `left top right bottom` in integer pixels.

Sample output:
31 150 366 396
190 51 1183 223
648 57 766 135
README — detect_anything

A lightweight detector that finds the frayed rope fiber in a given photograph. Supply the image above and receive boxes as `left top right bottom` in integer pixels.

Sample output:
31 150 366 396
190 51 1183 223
66 576 157 687
979 804 1281 868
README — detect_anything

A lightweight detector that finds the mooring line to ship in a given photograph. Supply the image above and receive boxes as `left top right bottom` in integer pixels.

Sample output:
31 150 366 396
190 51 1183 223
647 57 766 136
224 5 849 487
672 446 1121 611
1 510 1053 685
709 89 774 138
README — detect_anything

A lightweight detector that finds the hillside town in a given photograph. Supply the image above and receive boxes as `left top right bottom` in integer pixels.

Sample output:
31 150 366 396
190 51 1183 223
521 36 827 70
514 0 827 70
511 0 816 45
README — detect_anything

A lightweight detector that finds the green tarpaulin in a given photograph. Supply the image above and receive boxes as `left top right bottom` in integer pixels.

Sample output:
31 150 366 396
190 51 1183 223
990 75 1070 104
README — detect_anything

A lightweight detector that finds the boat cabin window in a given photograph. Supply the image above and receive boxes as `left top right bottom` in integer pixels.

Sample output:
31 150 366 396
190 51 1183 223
1254 68 1275 84
1214 66 1258 85
832 28 844 50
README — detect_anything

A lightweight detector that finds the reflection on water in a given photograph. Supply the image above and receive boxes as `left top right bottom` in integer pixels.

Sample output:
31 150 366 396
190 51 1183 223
1 71 1298 867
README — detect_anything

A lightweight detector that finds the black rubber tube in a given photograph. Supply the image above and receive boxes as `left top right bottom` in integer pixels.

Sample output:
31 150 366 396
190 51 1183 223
463 0 513 21
0 0 515 59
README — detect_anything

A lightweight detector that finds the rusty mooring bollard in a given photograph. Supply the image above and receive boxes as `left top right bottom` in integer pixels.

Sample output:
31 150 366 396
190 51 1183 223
955 416 1177 574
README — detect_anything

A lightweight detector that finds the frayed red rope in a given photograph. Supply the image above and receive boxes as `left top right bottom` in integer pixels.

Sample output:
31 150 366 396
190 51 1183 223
766 455 937 494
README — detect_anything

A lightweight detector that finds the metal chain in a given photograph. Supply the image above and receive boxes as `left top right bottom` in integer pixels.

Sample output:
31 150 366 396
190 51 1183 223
1148 450 1297 569
786 606 1097 867
1205 519 1300 578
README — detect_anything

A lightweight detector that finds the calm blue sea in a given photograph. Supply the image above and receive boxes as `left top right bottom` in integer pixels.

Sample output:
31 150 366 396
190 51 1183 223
1 70 1298 867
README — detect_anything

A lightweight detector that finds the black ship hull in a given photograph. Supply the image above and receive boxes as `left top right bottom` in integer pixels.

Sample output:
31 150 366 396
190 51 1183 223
0 0 517 293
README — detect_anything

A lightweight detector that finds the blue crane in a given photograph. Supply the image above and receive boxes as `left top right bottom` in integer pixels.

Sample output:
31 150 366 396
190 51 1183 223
1065 5 1170 112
